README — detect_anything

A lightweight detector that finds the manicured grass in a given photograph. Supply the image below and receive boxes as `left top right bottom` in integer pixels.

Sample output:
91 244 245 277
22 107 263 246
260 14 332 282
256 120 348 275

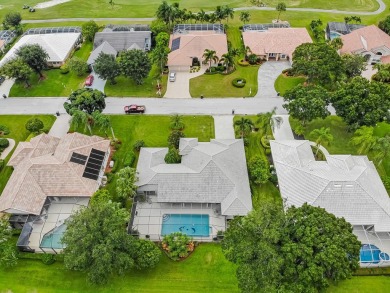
9 69 86 97
105 65 168 97
190 65 259 98
329 276 390 293
0 115 56 194
0 243 239 293
274 74 306 96
73 41 93 60
0 0 379 20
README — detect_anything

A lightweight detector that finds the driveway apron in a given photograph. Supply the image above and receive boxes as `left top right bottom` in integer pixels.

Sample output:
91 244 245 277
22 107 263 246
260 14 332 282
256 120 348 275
255 61 290 98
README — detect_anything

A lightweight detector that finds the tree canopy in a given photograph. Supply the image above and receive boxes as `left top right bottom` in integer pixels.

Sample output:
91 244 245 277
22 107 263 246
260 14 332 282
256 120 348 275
0 215 18 268
62 197 161 284
222 203 361 293
2 12 22 31
16 44 49 78
379 15 390 35
93 52 120 84
247 156 271 184
341 54 367 78
82 20 99 42
67 57 89 76
292 43 343 86
64 88 106 115
25 118 44 133
283 84 330 125
0 58 33 87
115 167 138 201
119 49 151 85
331 77 390 129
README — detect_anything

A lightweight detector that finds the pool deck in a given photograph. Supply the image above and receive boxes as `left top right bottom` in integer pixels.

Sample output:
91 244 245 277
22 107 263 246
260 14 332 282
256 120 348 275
132 196 226 241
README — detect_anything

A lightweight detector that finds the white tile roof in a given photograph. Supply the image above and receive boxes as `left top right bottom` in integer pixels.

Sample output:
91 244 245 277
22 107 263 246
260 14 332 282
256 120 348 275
0 33 81 67
0 133 110 215
136 138 252 216
271 139 390 232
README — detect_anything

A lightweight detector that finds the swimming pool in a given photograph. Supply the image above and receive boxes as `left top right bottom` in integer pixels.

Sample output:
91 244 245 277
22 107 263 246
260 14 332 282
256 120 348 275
360 244 390 263
329 31 342 40
161 214 210 237
40 224 67 249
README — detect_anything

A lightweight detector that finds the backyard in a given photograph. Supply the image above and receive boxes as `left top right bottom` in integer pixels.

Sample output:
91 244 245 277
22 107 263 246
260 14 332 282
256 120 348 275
9 41 93 97
0 115 56 194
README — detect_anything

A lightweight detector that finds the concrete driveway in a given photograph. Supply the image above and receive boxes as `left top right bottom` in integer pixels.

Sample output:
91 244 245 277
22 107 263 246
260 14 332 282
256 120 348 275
85 71 106 93
164 68 205 99
362 65 377 80
0 78 15 98
213 115 235 139
255 61 290 98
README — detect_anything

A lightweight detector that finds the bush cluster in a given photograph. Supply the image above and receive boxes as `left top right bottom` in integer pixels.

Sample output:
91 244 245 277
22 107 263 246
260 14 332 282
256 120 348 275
0 125 10 136
123 151 136 167
237 59 249 67
161 232 194 261
232 78 247 88
0 138 9 149
133 140 145 152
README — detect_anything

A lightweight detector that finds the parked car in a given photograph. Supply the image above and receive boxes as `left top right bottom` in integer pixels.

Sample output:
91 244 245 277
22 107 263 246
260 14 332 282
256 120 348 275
124 104 146 114
169 72 176 82
85 75 94 86
0 76 5 86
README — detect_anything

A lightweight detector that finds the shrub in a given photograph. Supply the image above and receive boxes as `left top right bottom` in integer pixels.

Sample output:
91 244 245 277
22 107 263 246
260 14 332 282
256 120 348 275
134 240 161 269
260 135 272 149
60 64 69 74
248 155 271 185
164 147 181 164
124 151 136 167
216 65 226 72
25 118 44 134
0 125 10 136
133 140 145 152
243 137 250 146
41 253 56 265
161 232 194 261
248 53 258 65
0 159 4 171
0 138 9 149
382 176 390 190
168 130 185 149
265 148 271 155
238 59 249 67
282 68 294 76
232 78 247 88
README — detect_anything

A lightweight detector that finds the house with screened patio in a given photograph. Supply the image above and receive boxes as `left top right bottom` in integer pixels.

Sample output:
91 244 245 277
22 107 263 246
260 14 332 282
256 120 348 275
130 138 252 241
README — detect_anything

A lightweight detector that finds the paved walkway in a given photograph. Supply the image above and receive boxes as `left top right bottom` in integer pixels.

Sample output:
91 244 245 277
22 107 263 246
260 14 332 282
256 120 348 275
256 61 290 98
0 79 15 98
164 68 206 99
48 114 71 138
0 138 15 160
213 115 235 139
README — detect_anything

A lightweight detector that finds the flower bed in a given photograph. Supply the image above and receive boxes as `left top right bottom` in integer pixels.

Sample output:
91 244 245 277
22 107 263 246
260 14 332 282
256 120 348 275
161 232 195 261
232 78 247 88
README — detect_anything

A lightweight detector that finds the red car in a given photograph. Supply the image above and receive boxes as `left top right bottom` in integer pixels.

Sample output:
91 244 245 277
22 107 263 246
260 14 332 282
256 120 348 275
124 104 146 114
85 75 94 86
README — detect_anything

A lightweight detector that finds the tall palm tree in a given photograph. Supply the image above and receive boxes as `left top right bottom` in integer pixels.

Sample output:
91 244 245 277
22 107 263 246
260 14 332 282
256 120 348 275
151 46 169 74
223 5 234 23
234 117 254 138
156 1 172 25
202 49 219 70
229 48 240 58
214 6 225 24
256 107 282 135
350 126 377 154
276 2 287 22
310 127 333 155
240 11 250 24
197 9 207 23
70 109 93 135
92 111 116 140
170 114 185 130
220 53 235 73
373 135 390 165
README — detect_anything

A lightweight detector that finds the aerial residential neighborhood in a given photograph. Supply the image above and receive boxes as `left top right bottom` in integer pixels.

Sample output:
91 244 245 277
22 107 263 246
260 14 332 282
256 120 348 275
0 0 389 292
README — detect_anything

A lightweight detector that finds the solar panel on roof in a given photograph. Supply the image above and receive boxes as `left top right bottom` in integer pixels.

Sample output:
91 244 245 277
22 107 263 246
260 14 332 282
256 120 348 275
82 148 106 181
171 38 181 51
70 152 88 165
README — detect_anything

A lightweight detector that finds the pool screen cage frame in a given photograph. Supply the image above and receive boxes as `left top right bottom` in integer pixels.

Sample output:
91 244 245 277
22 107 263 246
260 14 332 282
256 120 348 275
128 195 227 242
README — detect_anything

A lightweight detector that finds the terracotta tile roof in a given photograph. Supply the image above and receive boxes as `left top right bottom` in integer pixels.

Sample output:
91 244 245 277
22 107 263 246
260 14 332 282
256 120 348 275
0 133 110 215
381 55 390 64
340 25 390 54
242 28 312 59
168 31 228 67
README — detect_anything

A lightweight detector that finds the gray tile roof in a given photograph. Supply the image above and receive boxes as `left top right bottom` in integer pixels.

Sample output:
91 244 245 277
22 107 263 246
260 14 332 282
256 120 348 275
87 41 117 65
270 139 390 232
136 138 252 216
93 31 151 52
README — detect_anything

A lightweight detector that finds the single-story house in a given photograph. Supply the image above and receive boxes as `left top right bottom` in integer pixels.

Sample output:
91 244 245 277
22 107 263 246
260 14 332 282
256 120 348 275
270 116 390 267
168 24 228 71
0 29 81 68
326 22 365 40
93 24 151 54
242 26 312 63
0 132 110 253
340 25 390 64
131 138 252 241
87 41 117 66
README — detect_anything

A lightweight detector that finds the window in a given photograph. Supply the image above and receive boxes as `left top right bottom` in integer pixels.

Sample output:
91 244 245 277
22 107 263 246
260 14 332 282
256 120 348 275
269 53 276 57
145 191 156 196
281 54 286 59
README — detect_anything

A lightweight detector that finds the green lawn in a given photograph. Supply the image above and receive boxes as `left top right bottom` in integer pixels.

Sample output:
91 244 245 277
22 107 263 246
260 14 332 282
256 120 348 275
190 65 259 98
73 41 93 60
105 65 168 97
0 0 379 20
274 74 306 96
329 276 390 293
0 115 56 194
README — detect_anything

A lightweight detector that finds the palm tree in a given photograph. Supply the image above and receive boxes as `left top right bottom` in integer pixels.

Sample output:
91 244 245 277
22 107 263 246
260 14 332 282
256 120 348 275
329 37 343 50
92 111 116 140
256 107 282 135
197 9 207 23
223 5 234 23
310 127 333 155
240 11 250 24
276 2 287 22
229 48 240 58
156 1 172 25
70 109 93 135
170 114 185 130
214 6 225 24
373 135 390 165
350 126 377 154
234 117 254 138
220 53 235 73
202 49 219 70
243 46 252 60
151 46 169 74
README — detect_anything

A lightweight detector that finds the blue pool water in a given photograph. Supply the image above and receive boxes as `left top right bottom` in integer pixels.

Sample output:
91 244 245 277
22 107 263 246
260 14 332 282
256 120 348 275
360 244 390 263
329 31 342 40
161 214 210 237
40 224 67 249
